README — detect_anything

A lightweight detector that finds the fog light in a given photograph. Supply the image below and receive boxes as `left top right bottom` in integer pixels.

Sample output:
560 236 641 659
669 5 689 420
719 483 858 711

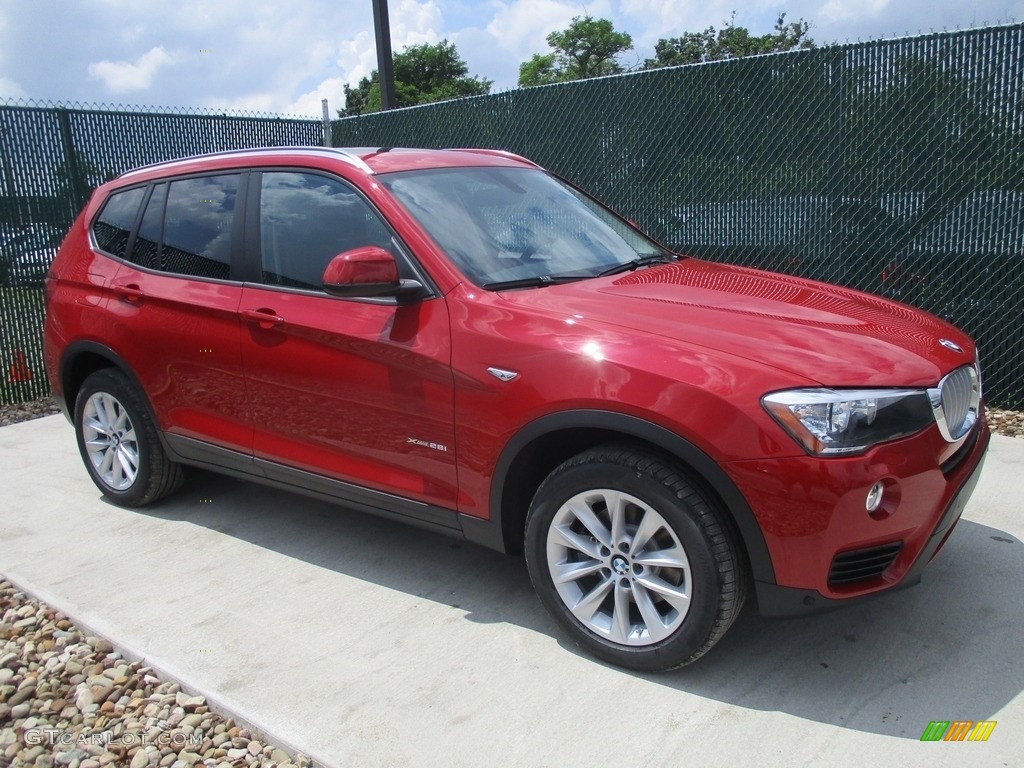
866 481 885 512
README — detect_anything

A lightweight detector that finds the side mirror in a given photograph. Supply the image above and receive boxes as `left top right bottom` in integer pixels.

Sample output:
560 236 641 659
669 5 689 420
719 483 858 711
322 246 425 301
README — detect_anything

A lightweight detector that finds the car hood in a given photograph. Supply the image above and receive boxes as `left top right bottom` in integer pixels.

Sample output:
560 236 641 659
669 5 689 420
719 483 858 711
495 259 974 387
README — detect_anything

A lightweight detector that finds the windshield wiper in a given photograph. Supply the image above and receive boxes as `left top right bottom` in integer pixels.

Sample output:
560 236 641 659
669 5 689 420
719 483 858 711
482 252 681 290
597 253 679 277
481 274 592 290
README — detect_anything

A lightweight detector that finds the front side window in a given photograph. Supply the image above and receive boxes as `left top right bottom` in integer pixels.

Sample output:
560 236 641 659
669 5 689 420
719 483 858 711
259 171 394 290
380 167 666 288
159 175 238 279
93 187 146 258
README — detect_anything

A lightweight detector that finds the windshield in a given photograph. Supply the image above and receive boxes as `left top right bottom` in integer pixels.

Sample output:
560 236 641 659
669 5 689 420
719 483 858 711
380 167 668 288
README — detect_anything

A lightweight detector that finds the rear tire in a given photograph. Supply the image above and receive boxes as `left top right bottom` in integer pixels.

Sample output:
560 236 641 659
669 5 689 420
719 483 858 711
525 443 747 671
74 369 183 507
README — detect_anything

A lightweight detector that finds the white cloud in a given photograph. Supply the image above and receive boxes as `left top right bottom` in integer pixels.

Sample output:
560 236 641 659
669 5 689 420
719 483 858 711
390 0 445 48
87 46 174 93
486 0 611 51
336 0 445 79
0 75 26 100
471 0 623 89
818 0 892 24
336 29 380 86
283 77 349 117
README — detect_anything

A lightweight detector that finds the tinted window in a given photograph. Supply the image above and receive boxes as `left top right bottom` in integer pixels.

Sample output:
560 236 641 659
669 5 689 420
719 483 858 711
93 187 145 258
130 182 166 270
260 172 393 290
161 175 238 280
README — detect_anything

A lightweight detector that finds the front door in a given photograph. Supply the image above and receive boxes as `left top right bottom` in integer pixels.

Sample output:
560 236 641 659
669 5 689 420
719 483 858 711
239 170 458 514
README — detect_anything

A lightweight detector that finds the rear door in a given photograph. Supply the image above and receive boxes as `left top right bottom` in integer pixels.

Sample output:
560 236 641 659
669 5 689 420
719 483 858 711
238 169 458 516
106 173 251 454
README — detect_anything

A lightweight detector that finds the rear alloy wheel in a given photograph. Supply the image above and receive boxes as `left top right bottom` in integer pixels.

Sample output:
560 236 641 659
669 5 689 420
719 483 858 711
74 369 183 507
525 444 747 671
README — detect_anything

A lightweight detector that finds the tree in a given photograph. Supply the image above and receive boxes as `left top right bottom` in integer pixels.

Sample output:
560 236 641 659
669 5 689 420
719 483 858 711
645 13 814 68
340 40 492 116
518 16 633 87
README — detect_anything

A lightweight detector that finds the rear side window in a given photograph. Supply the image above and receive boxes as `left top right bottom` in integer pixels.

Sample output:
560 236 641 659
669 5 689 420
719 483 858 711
259 171 393 290
92 187 145 258
160 175 238 280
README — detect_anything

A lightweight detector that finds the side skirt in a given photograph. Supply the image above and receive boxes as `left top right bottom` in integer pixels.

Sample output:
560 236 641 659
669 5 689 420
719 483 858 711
163 433 465 538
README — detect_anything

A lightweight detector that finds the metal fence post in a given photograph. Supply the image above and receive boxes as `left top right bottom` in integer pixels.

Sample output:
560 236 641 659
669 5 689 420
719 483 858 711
55 108 87 214
322 99 331 147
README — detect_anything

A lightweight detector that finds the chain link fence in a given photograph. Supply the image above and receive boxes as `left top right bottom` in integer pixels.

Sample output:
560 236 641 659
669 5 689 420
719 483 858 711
1 23 1022 408
335 23 1024 408
0 102 321 405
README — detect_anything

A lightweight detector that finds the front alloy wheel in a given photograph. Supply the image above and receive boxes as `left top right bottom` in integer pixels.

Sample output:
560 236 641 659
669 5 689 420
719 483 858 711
526 444 747 671
547 489 693 646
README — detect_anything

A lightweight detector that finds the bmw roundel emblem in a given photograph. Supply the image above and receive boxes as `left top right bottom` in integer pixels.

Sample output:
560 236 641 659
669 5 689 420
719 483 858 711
939 338 964 353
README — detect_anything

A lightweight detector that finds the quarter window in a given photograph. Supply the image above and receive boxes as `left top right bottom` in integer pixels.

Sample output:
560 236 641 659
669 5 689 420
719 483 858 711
92 187 145 258
130 182 166 271
259 172 393 290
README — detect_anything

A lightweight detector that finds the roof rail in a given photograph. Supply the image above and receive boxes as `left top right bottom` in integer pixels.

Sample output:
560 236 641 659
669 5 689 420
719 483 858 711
445 148 540 168
117 146 379 179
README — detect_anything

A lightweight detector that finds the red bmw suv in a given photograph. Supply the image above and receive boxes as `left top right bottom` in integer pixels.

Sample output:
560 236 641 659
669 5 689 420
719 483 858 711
44 147 989 670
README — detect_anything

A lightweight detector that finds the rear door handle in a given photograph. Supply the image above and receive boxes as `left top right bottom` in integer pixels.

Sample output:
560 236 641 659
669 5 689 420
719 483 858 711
240 307 285 329
113 283 143 304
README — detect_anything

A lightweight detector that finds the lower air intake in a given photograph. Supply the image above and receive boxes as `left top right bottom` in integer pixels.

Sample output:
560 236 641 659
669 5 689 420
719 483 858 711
828 542 903 586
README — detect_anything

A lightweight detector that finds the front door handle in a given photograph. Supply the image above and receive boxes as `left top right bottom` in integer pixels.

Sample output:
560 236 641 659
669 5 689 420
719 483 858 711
240 307 285 329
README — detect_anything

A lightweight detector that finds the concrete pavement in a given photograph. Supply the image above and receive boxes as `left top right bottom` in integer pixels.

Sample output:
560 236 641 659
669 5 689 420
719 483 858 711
2 414 1022 767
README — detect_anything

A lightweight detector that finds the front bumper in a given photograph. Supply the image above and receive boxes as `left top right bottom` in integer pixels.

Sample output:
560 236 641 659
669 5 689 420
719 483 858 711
725 420 990 617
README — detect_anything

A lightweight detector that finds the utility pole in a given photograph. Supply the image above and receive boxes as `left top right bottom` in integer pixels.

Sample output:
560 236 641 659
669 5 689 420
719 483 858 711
372 0 396 110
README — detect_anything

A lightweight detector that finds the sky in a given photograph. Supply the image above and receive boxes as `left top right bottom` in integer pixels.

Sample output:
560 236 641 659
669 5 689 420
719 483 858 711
1 0 1022 117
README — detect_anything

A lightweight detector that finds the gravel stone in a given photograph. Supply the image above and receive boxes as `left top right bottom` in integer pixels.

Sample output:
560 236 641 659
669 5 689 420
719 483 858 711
0 580 306 768
986 407 1024 438
0 396 61 427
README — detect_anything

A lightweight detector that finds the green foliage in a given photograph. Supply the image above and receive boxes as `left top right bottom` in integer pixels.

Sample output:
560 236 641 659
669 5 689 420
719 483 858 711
518 54 562 87
519 16 633 86
340 40 492 116
645 13 815 68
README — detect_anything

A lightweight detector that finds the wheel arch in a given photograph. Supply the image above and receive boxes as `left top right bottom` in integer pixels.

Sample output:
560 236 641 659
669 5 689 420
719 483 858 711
480 409 776 585
56 339 168 454
58 341 158 431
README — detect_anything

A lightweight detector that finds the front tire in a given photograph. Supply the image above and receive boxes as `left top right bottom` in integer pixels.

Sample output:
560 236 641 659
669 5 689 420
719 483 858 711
74 369 183 507
525 444 747 671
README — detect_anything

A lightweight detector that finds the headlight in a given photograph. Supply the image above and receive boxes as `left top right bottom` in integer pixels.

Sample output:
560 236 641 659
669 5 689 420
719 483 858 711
762 388 934 456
